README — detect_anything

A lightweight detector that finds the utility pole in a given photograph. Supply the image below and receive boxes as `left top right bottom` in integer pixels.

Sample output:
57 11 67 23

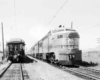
1 22 4 60
71 22 73 29
97 38 100 43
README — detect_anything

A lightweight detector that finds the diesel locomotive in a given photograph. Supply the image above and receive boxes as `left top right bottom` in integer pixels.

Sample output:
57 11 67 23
31 26 82 65
6 38 25 63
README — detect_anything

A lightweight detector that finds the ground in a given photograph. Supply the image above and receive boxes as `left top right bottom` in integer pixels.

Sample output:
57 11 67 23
24 56 84 80
0 61 10 74
82 51 100 70
0 56 84 80
0 51 100 80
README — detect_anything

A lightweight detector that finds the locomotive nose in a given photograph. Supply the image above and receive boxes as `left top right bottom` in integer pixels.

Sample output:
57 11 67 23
68 32 79 38
67 32 80 50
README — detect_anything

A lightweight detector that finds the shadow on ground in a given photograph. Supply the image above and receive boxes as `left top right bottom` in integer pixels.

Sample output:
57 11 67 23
77 61 98 67
23 56 36 63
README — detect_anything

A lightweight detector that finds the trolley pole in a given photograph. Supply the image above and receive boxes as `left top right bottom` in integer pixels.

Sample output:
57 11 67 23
1 22 4 60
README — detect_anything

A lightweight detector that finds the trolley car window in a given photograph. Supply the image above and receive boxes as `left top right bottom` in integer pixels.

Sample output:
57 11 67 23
39 43 42 47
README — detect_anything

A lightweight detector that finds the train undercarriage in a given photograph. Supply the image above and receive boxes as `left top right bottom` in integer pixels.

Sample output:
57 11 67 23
35 51 82 65
8 54 24 63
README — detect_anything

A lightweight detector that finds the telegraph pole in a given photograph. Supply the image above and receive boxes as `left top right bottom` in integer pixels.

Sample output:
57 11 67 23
1 22 4 60
97 38 100 43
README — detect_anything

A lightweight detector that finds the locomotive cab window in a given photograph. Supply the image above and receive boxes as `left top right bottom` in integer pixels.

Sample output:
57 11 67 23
68 32 79 38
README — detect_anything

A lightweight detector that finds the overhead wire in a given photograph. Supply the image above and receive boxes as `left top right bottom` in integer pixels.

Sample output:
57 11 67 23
46 0 68 27
9 0 16 30
14 0 16 29
79 23 100 32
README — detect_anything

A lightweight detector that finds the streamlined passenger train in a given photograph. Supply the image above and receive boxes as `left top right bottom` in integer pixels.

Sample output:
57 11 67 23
31 26 82 65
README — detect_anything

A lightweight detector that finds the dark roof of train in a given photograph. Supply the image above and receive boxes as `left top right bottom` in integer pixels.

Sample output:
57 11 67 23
7 38 25 45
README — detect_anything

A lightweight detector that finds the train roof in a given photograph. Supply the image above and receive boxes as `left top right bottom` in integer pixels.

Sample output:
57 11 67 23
7 38 25 45
51 27 76 33
31 27 79 48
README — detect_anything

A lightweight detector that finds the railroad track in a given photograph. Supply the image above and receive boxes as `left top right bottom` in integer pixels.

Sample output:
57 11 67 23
61 66 100 80
79 66 100 74
48 63 100 80
0 63 30 80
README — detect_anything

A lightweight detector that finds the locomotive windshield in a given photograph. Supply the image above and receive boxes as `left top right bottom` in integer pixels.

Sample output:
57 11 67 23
68 32 79 38
67 32 79 49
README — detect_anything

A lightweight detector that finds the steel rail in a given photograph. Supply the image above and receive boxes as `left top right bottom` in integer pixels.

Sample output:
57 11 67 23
62 67 100 80
20 63 24 80
45 62 100 80
80 66 100 73
21 63 30 80
0 63 26 80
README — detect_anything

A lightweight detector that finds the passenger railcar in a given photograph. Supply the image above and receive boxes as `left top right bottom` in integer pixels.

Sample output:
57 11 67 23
6 38 25 63
31 26 82 65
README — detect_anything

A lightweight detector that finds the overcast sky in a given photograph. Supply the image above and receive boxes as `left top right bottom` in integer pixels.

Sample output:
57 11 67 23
0 0 100 50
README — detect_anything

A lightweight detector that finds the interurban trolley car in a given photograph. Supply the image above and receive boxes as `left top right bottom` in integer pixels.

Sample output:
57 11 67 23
6 38 25 63
31 26 82 65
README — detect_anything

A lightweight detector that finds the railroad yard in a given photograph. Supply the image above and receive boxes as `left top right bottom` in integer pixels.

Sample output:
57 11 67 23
0 0 100 80
0 46 100 80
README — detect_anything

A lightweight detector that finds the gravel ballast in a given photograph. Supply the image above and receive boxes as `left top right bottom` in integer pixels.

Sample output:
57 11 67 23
24 57 84 80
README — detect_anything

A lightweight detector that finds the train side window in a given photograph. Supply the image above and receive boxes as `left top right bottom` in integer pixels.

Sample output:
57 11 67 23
39 42 42 47
68 45 72 49
74 45 78 49
57 35 63 39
